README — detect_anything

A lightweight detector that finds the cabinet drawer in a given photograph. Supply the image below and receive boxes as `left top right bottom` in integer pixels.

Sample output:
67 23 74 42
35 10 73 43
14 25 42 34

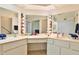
54 40 70 48
3 39 27 51
61 48 79 55
70 42 79 51
28 39 47 43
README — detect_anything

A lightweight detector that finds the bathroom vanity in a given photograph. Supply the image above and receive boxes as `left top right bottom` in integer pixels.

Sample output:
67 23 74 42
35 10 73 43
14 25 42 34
0 36 27 55
0 34 79 55
47 35 79 55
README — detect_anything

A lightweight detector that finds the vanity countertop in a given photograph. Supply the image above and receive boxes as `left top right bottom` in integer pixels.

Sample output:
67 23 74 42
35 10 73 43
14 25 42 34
0 36 27 44
48 34 79 43
27 34 48 39
27 34 79 43
0 33 79 44
0 34 48 44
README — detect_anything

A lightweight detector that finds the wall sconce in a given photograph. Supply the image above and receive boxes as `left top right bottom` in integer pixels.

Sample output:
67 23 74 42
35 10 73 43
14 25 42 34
21 13 25 34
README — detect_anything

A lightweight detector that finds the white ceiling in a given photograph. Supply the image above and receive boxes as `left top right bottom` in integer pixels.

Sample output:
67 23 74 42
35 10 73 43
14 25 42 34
16 4 56 11
16 4 79 11
16 4 79 15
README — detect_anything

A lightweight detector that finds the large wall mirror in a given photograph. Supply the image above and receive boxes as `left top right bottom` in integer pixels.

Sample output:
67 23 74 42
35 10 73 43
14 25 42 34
25 15 47 35
52 11 78 34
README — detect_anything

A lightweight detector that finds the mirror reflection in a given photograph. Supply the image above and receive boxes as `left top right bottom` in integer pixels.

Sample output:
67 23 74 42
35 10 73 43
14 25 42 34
52 11 78 34
25 15 47 35
0 7 18 35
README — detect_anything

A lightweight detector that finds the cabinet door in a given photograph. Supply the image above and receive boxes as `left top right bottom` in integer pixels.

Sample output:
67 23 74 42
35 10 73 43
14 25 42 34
54 40 70 48
47 39 53 55
0 45 2 55
70 42 79 51
61 48 79 55
47 39 60 55
3 45 27 55
47 45 60 55
3 39 27 51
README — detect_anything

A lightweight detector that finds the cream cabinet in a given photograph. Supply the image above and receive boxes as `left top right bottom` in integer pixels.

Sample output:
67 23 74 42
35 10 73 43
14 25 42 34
47 45 60 55
3 39 27 55
47 39 53 55
47 39 54 51
47 38 79 55
54 39 70 48
0 45 2 55
61 48 79 55
47 39 70 55
70 42 79 51
47 39 60 55
3 45 27 55
2 39 27 51
61 48 74 55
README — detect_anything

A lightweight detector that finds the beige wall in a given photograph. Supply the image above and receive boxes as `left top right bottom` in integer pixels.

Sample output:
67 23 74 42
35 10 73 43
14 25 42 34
1 16 12 34
0 7 16 18
0 16 1 33
40 17 47 33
